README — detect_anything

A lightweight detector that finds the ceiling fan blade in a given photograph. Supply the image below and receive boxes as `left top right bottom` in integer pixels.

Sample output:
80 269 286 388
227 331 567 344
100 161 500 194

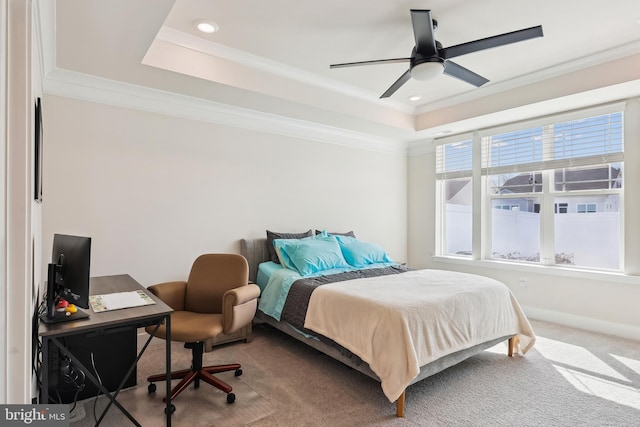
441 25 543 59
410 9 437 56
443 60 489 87
380 69 412 98
330 58 411 69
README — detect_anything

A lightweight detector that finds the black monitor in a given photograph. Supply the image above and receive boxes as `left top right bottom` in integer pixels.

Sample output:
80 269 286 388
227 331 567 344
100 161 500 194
40 234 92 324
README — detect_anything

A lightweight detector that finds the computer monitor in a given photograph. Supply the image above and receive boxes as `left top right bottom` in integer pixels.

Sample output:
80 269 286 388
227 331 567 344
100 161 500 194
40 234 92 324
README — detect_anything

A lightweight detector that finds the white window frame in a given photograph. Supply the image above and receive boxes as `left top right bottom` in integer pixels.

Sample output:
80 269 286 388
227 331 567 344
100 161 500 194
435 102 625 272
434 133 475 257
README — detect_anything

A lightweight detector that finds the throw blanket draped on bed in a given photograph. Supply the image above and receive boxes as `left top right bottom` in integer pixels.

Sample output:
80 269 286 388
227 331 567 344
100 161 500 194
281 265 411 331
303 269 536 402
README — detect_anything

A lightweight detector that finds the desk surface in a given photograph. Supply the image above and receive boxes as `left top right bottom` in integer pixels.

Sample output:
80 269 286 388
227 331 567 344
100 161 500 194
39 274 173 338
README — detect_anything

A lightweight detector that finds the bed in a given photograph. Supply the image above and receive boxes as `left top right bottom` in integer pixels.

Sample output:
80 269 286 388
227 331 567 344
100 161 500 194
240 234 535 417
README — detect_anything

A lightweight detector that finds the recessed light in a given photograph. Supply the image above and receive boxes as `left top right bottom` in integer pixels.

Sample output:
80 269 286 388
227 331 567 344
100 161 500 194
409 95 422 102
195 21 219 34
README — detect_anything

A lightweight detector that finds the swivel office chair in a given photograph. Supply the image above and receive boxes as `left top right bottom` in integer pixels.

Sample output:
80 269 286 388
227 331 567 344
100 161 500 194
145 254 260 410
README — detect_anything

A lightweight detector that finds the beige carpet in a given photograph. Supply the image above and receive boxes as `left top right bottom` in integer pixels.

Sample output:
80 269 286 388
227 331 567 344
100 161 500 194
68 338 275 426
69 319 640 426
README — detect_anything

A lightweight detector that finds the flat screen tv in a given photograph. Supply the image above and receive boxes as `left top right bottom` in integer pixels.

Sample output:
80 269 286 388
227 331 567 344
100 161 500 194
40 234 92 324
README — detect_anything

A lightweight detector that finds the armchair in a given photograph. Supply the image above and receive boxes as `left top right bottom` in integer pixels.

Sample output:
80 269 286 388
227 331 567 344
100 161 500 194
145 254 260 410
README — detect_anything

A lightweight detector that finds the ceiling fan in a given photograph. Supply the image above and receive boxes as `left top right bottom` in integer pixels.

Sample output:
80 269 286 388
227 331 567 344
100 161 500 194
330 9 543 98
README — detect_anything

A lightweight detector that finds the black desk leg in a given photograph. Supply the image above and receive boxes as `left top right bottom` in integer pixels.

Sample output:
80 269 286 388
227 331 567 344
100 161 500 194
165 314 172 426
43 317 171 426
40 338 49 404
49 337 141 426
95 321 165 425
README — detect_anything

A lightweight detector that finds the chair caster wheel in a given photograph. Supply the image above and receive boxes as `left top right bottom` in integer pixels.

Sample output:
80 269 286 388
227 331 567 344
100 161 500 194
148 383 156 393
234 369 243 377
164 404 176 415
227 393 236 404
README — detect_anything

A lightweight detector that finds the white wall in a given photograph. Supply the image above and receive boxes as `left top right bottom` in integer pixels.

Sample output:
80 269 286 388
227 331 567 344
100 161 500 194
407 101 640 341
42 95 408 287
2 0 40 404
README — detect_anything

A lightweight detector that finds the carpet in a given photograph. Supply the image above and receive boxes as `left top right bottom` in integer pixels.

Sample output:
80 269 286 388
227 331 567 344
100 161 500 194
68 319 640 426
68 340 274 426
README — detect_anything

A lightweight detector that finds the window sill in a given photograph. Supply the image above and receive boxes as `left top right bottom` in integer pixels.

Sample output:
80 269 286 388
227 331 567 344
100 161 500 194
431 255 639 285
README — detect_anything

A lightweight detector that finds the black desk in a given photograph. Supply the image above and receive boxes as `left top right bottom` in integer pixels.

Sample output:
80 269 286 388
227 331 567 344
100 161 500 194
38 274 173 426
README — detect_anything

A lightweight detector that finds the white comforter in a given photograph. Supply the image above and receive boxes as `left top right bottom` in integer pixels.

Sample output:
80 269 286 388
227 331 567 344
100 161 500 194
304 269 535 402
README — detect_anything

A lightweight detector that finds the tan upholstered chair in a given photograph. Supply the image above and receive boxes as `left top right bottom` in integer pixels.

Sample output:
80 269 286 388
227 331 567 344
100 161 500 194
145 254 260 409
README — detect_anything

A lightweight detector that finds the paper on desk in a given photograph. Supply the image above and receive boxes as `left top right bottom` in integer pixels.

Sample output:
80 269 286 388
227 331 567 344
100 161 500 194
89 290 156 312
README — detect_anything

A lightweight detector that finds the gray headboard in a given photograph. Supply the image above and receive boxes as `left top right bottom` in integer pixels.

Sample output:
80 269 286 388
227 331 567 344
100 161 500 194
240 238 270 284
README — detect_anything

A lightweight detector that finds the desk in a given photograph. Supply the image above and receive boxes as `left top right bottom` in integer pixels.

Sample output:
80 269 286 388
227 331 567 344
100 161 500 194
39 274 173 426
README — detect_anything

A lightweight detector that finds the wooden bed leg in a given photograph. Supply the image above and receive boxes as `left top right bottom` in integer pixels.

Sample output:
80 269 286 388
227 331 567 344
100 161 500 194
396 390 405 417
508 336 520 357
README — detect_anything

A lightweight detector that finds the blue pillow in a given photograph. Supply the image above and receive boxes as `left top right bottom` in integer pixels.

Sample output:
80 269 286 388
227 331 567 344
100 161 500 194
272 238 300 271
335 235 392 268
274 235 350 276
266 229 313 263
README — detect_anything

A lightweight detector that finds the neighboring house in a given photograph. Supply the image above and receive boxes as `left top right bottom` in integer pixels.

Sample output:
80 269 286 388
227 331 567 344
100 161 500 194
497 166 621 213
446 179 472 206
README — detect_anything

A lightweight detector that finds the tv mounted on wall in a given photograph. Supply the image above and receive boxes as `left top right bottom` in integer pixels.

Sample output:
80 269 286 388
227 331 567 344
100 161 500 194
34 97 43 202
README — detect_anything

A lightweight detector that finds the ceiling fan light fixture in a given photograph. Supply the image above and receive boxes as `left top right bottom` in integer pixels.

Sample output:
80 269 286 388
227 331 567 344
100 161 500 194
330 9 543 98
411 61 444 81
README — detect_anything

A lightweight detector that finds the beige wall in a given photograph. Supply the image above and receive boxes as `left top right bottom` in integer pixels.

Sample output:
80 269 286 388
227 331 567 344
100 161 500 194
42 95 408 287
43 92 640 341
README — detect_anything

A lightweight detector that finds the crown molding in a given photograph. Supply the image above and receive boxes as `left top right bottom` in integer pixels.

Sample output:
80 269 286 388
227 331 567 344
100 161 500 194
415 40 640 116
43 68 408 155
155 26 415 115
33 0 56 93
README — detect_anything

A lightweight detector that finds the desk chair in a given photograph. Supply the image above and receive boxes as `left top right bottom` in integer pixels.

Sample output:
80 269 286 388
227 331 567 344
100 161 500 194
145 254 260 409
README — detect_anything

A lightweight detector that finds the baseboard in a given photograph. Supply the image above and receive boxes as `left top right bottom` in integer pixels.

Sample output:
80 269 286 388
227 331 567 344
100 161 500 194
523 305 640 342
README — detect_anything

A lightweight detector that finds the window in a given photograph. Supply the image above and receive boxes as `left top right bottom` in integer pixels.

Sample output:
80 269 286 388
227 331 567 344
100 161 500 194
576 203 597 213
555 195 619 268
436 139 473 257
495 204 521 210
491 197 540 262
436 105 624 271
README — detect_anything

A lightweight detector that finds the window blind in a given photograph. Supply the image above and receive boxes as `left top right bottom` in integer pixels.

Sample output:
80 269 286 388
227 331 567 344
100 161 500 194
481 111 623 175
435 139 473 180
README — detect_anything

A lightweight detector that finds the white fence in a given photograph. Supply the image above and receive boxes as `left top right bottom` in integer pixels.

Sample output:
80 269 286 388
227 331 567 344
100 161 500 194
445 204 619 269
